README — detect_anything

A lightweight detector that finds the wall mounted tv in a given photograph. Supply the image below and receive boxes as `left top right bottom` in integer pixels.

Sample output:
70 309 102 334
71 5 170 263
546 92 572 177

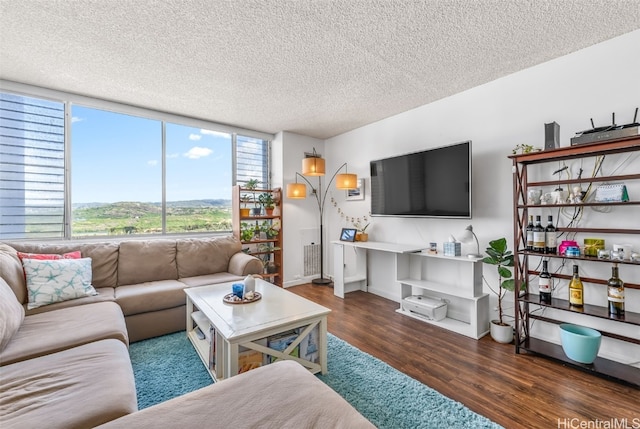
370 141 471 218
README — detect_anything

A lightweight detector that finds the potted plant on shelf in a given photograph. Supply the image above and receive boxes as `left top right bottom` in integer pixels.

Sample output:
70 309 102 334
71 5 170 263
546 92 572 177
239 222 256 242
482 237 520 343
260 219 280 239
244 179 260 190
239 194 252 217
258 193 276 216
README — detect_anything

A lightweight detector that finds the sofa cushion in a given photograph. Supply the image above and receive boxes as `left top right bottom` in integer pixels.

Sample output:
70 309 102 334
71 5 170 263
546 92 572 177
118 240 177 285
0 339 137 429
24 287 115 316
95 360 375 429
3 240 120 292
115 280 186 316
22 257 98 309
0 278 24 353
0 301 128 366
176 236 241 278
179 272 244 288
0 243 27 304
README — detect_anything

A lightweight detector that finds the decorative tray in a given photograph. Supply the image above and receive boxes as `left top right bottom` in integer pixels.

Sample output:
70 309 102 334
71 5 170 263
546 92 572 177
223 292 262 304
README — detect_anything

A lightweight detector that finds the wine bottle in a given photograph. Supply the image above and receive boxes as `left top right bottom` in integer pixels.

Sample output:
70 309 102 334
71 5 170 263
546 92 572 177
607 264 625 316
568 265 583 307
544 215 557 254
525 215 534 251
532 215 545 253
539 259 552 303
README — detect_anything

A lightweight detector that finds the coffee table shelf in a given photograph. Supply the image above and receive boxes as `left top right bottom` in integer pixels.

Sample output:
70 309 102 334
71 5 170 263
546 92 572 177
185 279 330 381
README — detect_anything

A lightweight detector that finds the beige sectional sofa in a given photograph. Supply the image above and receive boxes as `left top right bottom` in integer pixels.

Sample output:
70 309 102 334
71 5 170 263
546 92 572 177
0 235 374 428
0 235 263 342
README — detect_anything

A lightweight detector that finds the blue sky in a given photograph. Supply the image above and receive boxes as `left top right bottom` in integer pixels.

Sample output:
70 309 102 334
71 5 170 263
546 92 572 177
71 106 232 203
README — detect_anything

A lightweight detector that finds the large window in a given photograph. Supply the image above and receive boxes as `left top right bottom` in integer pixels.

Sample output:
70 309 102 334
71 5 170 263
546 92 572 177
0 88 271 240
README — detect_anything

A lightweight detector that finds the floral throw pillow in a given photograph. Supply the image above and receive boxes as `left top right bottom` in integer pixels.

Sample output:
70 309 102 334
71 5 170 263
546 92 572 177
22 257 97 309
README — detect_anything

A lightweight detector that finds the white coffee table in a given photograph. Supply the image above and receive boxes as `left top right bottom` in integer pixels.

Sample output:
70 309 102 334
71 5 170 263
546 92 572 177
185 278 330 381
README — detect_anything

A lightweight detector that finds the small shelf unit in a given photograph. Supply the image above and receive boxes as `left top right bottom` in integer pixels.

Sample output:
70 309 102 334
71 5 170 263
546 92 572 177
232 185 283 286
396 252 489 339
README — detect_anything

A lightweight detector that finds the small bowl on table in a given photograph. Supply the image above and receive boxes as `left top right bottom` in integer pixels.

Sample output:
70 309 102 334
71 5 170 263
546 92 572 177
559 323 602 364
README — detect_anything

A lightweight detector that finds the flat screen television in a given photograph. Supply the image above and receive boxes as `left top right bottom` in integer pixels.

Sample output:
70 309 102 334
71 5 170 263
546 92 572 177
370 141 471 218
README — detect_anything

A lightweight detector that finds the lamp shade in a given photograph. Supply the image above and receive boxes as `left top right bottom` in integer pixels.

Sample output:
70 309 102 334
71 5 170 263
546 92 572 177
286 183 307 199
302 156 325 176
336 173 358 189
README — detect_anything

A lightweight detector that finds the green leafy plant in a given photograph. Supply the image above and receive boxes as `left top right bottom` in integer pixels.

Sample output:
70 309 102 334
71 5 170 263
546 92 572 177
239 222 255 242
482 237 518 326
258 193 275 209
260 220 279 238
512 144 541 155
244 179 260 190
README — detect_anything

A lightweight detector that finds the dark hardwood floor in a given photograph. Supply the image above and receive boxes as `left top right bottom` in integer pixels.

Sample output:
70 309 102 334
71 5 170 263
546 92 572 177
288 284 639 429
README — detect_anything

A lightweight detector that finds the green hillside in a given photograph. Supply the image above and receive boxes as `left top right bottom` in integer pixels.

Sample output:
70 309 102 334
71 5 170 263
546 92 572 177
72 200 232 236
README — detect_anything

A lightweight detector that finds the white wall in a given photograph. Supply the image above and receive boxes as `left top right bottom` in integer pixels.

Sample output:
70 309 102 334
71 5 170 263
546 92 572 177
278 131 328 287
304 29 639 363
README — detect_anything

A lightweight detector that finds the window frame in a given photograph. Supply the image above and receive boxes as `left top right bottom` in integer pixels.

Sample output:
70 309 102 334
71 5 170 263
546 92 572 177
0 80 274 240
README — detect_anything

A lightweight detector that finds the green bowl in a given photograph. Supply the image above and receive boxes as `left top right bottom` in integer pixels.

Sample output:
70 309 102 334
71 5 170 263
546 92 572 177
559 324 601 364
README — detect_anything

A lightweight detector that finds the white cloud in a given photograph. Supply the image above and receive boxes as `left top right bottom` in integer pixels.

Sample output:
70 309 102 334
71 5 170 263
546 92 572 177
201 129 230 138
71 116 84 123
189 134 201 141
148 160 158 166
184 146 213 159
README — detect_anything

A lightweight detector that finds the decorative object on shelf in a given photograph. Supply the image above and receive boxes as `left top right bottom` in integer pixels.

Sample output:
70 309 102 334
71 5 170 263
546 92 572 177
260 220 280 238
240 222 255 242
443 238 461 257
455 225 482 258
353 218 369 241
286 148 358 285
239 194 253 217
428 242 438 254
583 238 605 257
527 188 542 205
482 238 517 343
558 240 578 256
511 143 541 154
345 178 365 201
594 184 629 202
559 324 602 364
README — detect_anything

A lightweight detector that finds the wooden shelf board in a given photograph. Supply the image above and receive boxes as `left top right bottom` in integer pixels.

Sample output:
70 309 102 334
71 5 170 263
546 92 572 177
520 294 640 326
519 337 640 387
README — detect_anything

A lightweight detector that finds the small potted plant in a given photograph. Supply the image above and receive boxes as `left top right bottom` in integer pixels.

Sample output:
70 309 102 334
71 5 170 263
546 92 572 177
258 193 276 216
352 217 370 242
260 220 279 239
482 237 521 343
239 194 253 217
244 179 260 190
239 222 256 242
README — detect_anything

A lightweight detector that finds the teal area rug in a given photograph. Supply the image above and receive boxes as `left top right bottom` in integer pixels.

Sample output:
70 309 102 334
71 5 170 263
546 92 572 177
130 332 502 429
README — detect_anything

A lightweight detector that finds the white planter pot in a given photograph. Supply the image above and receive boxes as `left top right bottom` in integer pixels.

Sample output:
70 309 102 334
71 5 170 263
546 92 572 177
490 320 513 344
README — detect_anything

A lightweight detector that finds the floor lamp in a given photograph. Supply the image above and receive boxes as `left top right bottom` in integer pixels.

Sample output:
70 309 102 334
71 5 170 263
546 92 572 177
287 149 358 285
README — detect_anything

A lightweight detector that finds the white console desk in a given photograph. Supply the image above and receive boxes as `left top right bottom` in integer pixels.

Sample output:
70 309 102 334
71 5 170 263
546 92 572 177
332 240 489 339
331 240 424 298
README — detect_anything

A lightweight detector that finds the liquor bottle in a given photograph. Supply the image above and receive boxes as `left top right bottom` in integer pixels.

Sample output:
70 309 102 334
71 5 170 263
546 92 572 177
544 215 557 254
532 215 545 253
568 265 583 307
607 264 625 316
539 259 552 303
525 215 534 251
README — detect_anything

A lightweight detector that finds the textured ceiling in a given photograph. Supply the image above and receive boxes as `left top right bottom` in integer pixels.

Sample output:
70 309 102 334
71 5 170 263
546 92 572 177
1 1 639 139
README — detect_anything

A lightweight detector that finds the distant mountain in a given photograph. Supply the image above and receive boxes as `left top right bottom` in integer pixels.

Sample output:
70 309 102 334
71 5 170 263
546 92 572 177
73 199 231 210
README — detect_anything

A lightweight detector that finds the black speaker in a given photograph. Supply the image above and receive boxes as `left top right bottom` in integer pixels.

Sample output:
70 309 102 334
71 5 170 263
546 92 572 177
545 122 560 150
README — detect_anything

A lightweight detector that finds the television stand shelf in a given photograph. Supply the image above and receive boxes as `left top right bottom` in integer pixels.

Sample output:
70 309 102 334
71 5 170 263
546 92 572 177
332 241 489 339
